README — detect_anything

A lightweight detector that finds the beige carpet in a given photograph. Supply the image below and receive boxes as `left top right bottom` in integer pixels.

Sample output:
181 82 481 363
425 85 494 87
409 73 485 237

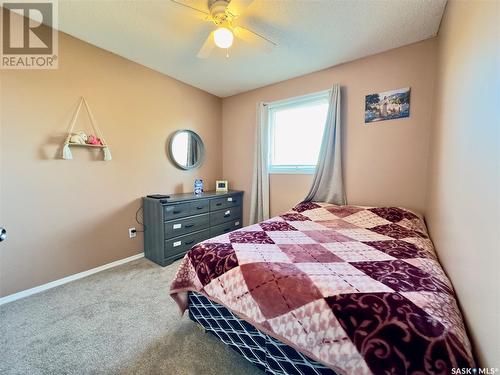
0 257 263 375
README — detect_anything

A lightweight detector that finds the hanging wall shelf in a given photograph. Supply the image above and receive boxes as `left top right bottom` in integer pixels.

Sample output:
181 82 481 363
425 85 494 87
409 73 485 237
62 97 112 161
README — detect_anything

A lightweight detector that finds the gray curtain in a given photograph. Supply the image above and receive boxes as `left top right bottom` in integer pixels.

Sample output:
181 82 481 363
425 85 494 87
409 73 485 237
304 84 346 205
249 103 270 224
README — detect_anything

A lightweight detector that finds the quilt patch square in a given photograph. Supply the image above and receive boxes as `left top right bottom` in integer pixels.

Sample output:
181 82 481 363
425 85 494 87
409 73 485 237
369 207 419 222
403 258 452 288
303 230 354 243
325 292 471 375
288 220 330 231
351 260 452 294
267 298 356 360
331 248 396 262
203 233 231 243
335 228 392 242
323 241 388 259
241 262 322 319
342 210 392 228
400 291 470 346
363 240 434 259
188 243 239 286
229 231 275 244
403 237 435 253
294 262 342 276
266 230 317 244
341 275 394 293
316 219 358 229
330 262 369 277
293 202 321 213
238 224 265 232
260 221 298 231
233 243 291 264
397 217 428 233
278 244 343 263
280 212 311 222
204 266 248 303
325 205 363 218
308 274 358 297
370 223 428 239
302 208 339 222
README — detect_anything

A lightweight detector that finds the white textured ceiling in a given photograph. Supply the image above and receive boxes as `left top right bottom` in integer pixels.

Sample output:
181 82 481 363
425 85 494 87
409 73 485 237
57 0 446 97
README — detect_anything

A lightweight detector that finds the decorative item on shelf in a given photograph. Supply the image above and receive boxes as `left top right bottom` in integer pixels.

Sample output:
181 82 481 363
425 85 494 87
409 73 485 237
69 131 88 144
61 97 112 161
194 179 204 195
86 134 103 146
216 180 228 192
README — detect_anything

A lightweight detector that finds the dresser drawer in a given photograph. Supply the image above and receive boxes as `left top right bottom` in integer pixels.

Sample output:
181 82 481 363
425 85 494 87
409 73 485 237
163 202 191 220
210 194 241 211
210 219 242 237
189 199 209 215
164 229 210 259
164 213 209 239
210 206 242 226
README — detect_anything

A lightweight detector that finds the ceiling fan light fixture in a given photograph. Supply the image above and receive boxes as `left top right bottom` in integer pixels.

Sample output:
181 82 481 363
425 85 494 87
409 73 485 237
214 27 234 49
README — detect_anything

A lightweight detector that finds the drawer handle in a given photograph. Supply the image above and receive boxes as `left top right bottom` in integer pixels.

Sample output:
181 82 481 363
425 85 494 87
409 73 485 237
185 224 194 228
216 203 222 206
224 213 231 218
173 210 181 214
196 206 204 210
184 240 194 245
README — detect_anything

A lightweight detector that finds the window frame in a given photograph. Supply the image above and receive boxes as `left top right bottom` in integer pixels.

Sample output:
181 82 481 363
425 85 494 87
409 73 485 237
267 90 330 175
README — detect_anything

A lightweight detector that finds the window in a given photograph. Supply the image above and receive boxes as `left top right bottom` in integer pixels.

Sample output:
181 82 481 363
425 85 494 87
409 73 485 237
268 91 329 174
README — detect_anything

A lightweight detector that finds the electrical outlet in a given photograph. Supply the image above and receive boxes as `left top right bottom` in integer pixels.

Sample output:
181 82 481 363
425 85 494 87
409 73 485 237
128 227 137 238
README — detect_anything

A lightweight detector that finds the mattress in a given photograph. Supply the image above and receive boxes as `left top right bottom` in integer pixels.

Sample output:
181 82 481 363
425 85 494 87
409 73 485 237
171 201 475 374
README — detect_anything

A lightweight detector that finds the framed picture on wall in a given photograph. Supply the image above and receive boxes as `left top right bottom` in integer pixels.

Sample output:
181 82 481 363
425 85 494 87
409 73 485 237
365 87 411 123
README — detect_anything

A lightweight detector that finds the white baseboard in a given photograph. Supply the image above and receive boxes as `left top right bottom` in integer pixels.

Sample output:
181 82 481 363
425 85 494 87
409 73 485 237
0 252 144 306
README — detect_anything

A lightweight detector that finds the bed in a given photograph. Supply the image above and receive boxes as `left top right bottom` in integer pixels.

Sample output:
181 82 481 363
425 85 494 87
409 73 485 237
170 201 475 374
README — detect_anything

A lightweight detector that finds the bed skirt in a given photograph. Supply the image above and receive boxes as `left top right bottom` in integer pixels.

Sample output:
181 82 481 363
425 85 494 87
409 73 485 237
188 291 337 375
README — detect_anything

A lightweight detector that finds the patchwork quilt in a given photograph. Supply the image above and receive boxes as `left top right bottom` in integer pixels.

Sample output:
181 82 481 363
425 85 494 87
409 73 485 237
170 202 475 375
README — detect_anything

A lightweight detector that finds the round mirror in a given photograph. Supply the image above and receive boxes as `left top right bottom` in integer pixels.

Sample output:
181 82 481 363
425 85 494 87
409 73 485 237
168 130 205 170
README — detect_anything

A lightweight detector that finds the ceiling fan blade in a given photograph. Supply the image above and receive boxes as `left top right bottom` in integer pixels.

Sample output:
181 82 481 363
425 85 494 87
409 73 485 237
197 32 215 58
227 0 254 18
233 26 277 52
170 0 209 17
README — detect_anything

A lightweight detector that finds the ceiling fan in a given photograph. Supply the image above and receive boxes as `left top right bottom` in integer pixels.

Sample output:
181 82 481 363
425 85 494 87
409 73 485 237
170 0 277 58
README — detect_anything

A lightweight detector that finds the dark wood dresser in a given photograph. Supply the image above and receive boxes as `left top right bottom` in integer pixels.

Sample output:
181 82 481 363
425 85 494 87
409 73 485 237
143 190 243 266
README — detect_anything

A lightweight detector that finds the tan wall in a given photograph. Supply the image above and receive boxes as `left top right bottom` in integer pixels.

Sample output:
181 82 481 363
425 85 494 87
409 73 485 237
425 0 500 366
0 31 222 297
222 39 437 224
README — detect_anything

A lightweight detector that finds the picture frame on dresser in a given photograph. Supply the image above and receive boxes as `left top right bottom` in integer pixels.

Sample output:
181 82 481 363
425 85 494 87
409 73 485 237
215 180 228 192
143 190 243 266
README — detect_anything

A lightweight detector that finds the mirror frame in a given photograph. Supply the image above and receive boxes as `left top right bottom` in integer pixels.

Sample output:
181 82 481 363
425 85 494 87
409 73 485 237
167 129 205 170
